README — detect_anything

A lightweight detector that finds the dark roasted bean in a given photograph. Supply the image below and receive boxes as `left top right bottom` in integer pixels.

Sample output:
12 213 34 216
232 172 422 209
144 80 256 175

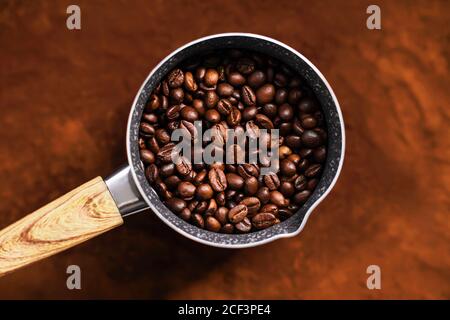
228 204 248 223
256 187 271 204
256 84 275 104
235 217 251 233
208 168 228 192
242 85 256 106
252 212 277 229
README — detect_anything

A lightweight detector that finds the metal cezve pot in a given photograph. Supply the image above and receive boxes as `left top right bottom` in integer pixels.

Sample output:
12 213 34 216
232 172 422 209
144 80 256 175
0 33 345 277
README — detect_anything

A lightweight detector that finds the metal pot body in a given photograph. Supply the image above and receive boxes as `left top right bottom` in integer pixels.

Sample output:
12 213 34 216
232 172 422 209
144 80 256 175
106 33 345 248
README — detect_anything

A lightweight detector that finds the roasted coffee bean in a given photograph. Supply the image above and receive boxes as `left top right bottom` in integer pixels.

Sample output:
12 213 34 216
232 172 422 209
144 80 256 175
221 223 235 234
264 173 280 191
159 163 176 177
238 163 260 179
155 128 171 145
205 198 218 216
140 122 155 137
256 84 276 104
205 90 219 108
205 109 221 123
305 164 322 178
313 146 327 163
294 175 308 191
274 89 287 105
262 103 278 117
228 72 246 86
270 190 287 207
196 183 214 200
242 85 256 106
298 97 317 113
260 203 279 216
179 208 191 221
252 212 277 230
255 114 274 129
193 169 207 186
307 178 319 191
246 121 260 139
184 71 197 91
247 70 266 88
301 115 317 129
244 176 259 195
280 159 297 176
301 130 322 148
193 99 206 116
299 148 313 158
279 181 295 198
240 197 261 216
279 103 294 121
175 157 192 176
274 72 288 87
166 105 181 120
226 173 244 190
294 190 311 204
170 88 184 103
180 106 199 122
205 216 221 232
236 57 255 75
256 187 271 204
179 120 198 141
226 107 242 127
208 168 228 192
288 88 303 105
165 197 186 213
140 149 155 164
157 143 175 163
145 164 159 184
279 122 293 136
242 106 258 121
288 154 301 165
235 217 251 233
165 175 182 190
217 99 233 115
217 83 234 96
143 113 158 124
204 68 219 87
177 181 196 199
167 69 184 88
146 94 160 112
278 208 293 220
195 67 206 81
192 213 205 228
216 192 226 206
285 135 302 149
215 207 229 225
228 204 248 223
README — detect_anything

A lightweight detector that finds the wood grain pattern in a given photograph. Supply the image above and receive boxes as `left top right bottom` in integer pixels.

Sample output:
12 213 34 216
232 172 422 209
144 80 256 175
0 177 123 277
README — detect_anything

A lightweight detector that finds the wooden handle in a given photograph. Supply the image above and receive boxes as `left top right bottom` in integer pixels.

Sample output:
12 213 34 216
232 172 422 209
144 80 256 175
0 177 123 277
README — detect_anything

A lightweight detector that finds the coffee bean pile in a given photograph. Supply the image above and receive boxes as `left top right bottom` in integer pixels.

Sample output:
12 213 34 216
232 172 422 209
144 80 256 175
139 49 327 234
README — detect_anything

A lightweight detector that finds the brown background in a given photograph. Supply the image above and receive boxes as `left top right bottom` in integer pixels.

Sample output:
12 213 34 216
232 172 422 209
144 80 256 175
0 0 449 299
